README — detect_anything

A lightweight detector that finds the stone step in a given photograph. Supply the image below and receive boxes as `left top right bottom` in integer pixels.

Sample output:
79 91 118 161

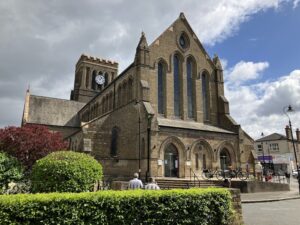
155 178 224 189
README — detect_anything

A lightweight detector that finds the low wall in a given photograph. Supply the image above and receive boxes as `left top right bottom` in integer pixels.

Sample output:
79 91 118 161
229 189 244 225
231 181 290 193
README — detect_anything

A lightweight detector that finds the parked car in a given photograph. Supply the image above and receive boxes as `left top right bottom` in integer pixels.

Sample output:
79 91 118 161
292 169 298 178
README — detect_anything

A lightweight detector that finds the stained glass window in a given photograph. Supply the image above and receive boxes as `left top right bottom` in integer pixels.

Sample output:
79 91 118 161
173 55 181 117
187 58 194 118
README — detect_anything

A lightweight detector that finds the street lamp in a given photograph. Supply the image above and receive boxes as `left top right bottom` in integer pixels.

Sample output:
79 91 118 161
283 105 300 194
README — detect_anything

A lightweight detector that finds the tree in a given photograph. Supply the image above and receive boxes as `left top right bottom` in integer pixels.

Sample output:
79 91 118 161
0 125 68 170
31 151 103 193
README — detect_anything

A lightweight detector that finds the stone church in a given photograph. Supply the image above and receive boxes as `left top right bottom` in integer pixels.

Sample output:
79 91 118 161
22 13 255 181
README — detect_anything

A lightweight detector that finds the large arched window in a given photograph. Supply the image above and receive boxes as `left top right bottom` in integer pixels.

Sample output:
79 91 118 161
202 73 209 121
110 127 119 157
187 57 195 119
158 61 166 115
173 55 181 117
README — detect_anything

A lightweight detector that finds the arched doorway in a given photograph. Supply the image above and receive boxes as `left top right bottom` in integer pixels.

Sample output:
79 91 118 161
164 144 179 177
220 148 231 170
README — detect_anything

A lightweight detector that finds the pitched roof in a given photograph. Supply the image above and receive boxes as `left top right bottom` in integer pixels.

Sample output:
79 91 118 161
149 12 215 69
255 133 287 142
26 95 85 127
157 118 234 134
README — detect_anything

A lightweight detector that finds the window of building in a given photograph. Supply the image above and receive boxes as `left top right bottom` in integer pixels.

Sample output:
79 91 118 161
179 33 189 50
173 55 181 117
92 70 98 90
128 78 133 102
104 72 109 87
187 58 195 118
257 144 263 152
158 62 166 115
202 73 209 121
270 143 279 151
110 127 119 157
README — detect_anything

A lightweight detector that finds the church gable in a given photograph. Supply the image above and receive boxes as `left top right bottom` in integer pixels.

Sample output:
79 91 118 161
149 13 214 71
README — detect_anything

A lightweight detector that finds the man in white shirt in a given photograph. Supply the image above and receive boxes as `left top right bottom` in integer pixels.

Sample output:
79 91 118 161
128 173 143 189
255 161 263 181
145 177 160 190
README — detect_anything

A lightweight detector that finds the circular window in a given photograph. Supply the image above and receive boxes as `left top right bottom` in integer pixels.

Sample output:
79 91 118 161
178 33 189 50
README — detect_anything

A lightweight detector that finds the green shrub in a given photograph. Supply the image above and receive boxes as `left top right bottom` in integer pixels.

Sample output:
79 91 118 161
0 188 233 225
31 151 102 193
0 152 23 193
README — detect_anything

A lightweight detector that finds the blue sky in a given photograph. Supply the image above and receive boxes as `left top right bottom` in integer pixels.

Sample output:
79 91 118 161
0 0 299 139
207 3 300 82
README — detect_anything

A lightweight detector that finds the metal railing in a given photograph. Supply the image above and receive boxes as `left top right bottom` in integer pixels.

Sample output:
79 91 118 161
189 168 201 188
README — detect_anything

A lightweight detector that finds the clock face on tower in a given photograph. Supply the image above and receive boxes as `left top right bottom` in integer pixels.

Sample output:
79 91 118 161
95 74 105 85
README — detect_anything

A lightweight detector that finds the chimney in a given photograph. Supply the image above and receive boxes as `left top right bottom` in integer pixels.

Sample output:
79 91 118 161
285 125 292 140
296 128 300 142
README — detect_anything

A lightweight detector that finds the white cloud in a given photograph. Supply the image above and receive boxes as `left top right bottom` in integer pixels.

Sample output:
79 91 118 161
226 61 269 84
226 68 300 139
0 0 296 128
293 0 300 8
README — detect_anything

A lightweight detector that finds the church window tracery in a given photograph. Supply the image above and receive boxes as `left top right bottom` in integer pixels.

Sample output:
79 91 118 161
187 57 195 119
173 54 182 117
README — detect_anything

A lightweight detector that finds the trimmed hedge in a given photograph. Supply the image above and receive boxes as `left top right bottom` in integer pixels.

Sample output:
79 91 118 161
31 151 102 193
0 188 233 225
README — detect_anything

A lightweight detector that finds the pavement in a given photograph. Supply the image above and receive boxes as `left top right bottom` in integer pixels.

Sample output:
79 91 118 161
241 177 300 203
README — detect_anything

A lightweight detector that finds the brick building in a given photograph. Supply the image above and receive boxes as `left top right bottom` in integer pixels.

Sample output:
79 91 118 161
22 13 255 181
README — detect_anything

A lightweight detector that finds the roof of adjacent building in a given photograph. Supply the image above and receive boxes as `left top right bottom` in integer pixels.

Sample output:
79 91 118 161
26 95 85 127
157 117 234 134
255 133 287 142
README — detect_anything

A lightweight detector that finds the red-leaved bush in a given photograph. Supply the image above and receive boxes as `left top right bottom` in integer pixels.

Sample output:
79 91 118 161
0 125 68 170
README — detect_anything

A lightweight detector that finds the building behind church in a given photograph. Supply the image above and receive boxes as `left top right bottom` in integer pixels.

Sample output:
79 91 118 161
22 13 255 181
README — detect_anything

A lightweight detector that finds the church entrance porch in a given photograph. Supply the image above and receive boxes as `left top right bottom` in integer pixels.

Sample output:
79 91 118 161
164 144 179 177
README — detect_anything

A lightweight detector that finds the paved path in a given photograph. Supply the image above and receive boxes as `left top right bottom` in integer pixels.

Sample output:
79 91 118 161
242 198 300 225
241 177 299 203
242 178 300 225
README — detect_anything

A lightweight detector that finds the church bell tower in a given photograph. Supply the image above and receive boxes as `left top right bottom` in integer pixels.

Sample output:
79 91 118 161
70 54 118 103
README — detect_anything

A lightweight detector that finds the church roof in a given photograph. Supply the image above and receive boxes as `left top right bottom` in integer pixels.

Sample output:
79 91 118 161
26 95 85 127
157 118 234 134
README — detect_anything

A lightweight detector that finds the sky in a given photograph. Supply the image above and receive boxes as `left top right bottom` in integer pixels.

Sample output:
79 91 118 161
0 0 300 139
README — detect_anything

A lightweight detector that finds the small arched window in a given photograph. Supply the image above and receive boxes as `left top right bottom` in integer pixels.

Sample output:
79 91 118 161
158 61 166 115
122 82 127 104
110 127 119 157
92 70 98 90
109 92 113 110
117 85 122 107
104 73 109 87
128 78 133 101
